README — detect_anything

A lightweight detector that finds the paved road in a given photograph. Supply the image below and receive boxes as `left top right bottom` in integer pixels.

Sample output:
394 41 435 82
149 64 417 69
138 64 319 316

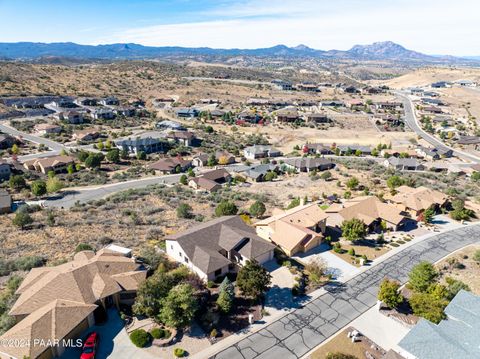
211 224 480 359
44 173 182 208
396 92 480 163
0 121 67 152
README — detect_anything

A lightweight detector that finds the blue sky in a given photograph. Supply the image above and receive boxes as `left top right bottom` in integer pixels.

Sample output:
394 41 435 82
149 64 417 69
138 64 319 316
0 0 478 55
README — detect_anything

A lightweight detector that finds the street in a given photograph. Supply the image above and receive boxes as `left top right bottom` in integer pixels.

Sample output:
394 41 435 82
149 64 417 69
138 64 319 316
210 224 480 359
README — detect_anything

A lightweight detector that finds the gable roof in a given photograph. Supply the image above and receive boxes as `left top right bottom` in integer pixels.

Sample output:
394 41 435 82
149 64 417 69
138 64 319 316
337 196 405 226
283 157 334 169
389 186 448 212
166 216 275 275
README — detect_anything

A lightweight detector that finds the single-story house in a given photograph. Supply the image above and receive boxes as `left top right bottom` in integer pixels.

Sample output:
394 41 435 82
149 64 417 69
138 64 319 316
115 136 168 155
320 101 345 108
275 108 300 122
422 106 443 114
0 249 146 359
55 111 84 124
374 102 403 111
91 108 116 120
410 88 424 96
387 185 448 218
398 290 480 359
156 120 186 131
0 189 12 214
192 151 235 167
383 157 424 171
99 96 120 106
148 157 192 174
415 146 453 160
114 106 136 117
165 216 275 281
79 98 98 106
283 157 335 172
176 108 199 118
255 203 328 256
456 136 480 150
302 143 333 155
166 131 195 146
73 129 100 142
34 123 62 135
304 113 331 123
241 163 279 182
346 99 364 108
23 155 75 174
336 144 371 156
189 168 232 192
0 134 16 150
243 145 282 160
0 160 11 181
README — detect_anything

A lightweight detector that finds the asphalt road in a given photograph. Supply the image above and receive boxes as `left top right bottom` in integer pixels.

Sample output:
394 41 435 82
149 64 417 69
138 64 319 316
396 92 480 163
211 224 480 359
44 173 182 208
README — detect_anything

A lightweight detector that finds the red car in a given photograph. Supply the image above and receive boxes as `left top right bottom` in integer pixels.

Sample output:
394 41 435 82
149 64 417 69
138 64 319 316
80 332 98 359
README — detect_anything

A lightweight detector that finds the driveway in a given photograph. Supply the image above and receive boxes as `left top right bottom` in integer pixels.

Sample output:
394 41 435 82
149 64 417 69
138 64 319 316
293 244 360 282
60 309 157 359
263 261 296 315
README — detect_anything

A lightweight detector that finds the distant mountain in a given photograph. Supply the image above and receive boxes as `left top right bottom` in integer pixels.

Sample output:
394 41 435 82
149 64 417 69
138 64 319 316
0 41 475 64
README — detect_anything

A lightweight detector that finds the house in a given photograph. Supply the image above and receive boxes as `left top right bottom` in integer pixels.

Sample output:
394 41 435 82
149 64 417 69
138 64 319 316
192 151 235 167
0 189 12 214
380 149 419 158
148 157 192 174
295 83 320 92
0 133 16 149
236 110 263 124
55 110 84 124
275 108 300 122
336 144 371 156
410 88 424 96
91 108 116 120
34 123 62 135
415 146 453 160
243 145 282 160
384 157 424 171
423 91 439 98
361 86 382 94
0 160 11 181
79 98 98 106
387 185 448 218
456 135 480 150
320 101 345 108
176 108 199 119
302 143 333 155
255 203 328 256
422 106 443 114
431 81 450 88
346 99 364 108
421 98 444 106
374 102 403 111
0 249 146 359
114 106 137 117
73 129 100 142
166 131 195 146
210 109 226 118
165 216 275 281
343 85 359 94
455 79 477 87
241 164 279 182
327 196 409 232
398 290 480 359
23 155 75 174
115 136 168 155
283 157 335 172
189 168 232 192
99 96 120 106
305 113 331 123
156 120 186 131
52 99 77 108
272 79 293 91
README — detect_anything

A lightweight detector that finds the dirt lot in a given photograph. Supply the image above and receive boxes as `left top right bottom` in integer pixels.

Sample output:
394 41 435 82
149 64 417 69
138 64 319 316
436 244 480 295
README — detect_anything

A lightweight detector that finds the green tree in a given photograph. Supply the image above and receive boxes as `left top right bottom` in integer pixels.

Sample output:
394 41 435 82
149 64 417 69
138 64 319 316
471 171 480 182
215 201 238 216
187 168 195 177
207 154 217 167
176 203 193 219
12 211 33 230
286 197 300 209
423 207 435 223
46 177 63 193
217 277 235 313
320 171 332 181
136 151 147 160
445 277 470 300
409 292 447 324
159 283 198 329
96 139 104 150
408 261 438 293
386 175 405 191
341 218 367 241
31 180 47 197
346 177 359 190
85 153 103 169
9 175 26 191
78 151 89 162
249 201 266 218
179 174 188 185
11 143 19 155
67 163 75 174
75 243 94 253
378 278 403 309
106 149 120 163
264 171 277 182
236 260 271 300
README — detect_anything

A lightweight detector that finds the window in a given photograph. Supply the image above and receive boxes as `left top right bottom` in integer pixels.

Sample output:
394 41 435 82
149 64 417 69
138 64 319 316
185 257 189 263
214 269 222 276
171 245 173 250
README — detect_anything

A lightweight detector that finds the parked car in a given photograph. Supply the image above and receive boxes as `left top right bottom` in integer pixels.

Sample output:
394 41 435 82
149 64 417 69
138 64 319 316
80 332 98 359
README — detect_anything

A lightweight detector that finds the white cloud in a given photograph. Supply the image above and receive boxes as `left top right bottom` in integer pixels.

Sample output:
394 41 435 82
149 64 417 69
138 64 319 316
99 0 480 55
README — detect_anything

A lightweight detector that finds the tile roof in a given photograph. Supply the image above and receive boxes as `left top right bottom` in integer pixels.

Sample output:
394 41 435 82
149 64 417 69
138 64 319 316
336 196 406 226
389 186 448 212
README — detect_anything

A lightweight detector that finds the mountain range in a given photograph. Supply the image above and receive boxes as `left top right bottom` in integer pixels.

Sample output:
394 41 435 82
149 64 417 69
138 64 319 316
0 41 476 64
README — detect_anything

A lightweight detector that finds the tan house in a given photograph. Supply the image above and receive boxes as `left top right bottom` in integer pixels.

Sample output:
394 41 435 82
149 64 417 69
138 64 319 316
387 185 448 218
255 203 328 256
23 155 75 174
327 196 409 231
73 128 100 142
34 123 62 136
0 249 147 359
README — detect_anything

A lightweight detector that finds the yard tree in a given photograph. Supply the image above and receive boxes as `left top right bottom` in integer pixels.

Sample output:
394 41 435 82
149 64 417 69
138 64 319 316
11 143 19 155
236 260 271 300
305 257 327 285
217 277 234 313
409 292 447 324
386 175 405 191
378 278 403 309
136 151 147 160
264 171 276 182
120 148 129 160
320 171 332 181
423 207 435 223
215 201 238 217
9 175 26 191
408 261 438 293
96 139 104 150
159 283 198 329
105 139 112 150
187 167 195 177
286 197 301 209
46 176 64 194
249 200 266 218
218 155 230 165
471 171 480 181
346 177 359 190
106 149 120 163
176 203 193 219
12 210 33 230
67 163 75 174
179 174 188 185
445 277 470 300
85 153 103 169
450 198 474 221
78 151 89 162
31 180 47 197
341 218 367 242
207 154 217 167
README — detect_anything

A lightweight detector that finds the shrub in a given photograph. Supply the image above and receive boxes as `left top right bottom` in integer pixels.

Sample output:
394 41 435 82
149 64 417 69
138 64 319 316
347 248 356 256
176 203 193 219
378 278 403 308
249 201 266 218
215 201 238 216
75 243 94 253
130 329 151 347
210 328 218 338
408 261 438 293
326 353 359 359
150 328 167 339
473 249 480 263
174 348 185 357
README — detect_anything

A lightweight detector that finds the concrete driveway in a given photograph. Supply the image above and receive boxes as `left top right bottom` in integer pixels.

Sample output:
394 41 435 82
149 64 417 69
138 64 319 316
263 260 296 315
60 309 157 359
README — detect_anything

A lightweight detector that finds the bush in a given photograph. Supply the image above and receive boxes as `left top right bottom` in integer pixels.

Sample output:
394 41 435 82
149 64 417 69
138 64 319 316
215 201 238 216
473 250 480 263
326 353 359 359
408 261 438 293
347 248 356 256
249 201 266 218
130 329 151 347
174 348 185 357
176 203 193 219
378 278 403 309
75 243 94 253
150 328 169 339
210 328 218 338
